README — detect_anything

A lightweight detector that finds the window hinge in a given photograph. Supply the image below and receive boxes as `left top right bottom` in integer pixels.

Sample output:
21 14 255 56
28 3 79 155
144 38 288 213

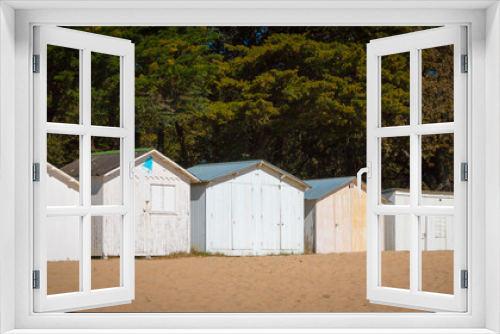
461 54 468 73
33 270 40 289
461 162 468 181
33 163 40 182
461 270 468 289
33 54 40 73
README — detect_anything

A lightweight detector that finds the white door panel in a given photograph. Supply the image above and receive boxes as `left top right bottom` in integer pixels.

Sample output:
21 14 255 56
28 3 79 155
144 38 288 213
231 182 254 250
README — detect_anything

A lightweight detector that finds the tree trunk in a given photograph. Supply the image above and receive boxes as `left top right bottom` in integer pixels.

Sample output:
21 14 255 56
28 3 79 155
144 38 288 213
175 121 188 166
156 125 165 153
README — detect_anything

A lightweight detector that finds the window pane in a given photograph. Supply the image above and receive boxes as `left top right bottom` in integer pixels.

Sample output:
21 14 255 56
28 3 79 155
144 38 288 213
380 215 410 290
420 216 454 294
421 134 454 205
381 136 410 205
151 185 176 213
381 52 410 127
91 137 121 205
92 52 120 127
47 216 81 295
421 45 454 124
47 134 80 206
47 45 80 124
91 215 122 290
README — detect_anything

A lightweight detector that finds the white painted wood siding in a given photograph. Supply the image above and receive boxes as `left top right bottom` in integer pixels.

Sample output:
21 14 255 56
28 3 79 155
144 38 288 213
386 191 454 251
91 157 192 257
304 201 316 252
206 181 233 251
198 166 305 256
280 184 303 252
46 171 80 261
231 182 254 250
309 183 367 254
260 183 281 251
190 185 206 252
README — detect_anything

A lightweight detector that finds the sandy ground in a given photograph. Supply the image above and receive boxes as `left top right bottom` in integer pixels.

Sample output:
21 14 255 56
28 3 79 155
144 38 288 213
47 251 453 313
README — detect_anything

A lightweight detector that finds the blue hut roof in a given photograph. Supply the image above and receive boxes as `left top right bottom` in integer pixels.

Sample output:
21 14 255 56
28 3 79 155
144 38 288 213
188 160 310 190
304 176 356 200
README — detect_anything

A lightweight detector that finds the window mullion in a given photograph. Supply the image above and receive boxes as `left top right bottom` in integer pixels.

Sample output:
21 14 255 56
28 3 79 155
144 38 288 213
82 48 92 294
409 47 420 294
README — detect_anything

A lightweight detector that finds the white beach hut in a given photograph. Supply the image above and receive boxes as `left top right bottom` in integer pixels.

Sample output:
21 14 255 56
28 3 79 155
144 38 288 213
62 149 199 258
381 188 454 251
188 160 310 256
46 163 80 261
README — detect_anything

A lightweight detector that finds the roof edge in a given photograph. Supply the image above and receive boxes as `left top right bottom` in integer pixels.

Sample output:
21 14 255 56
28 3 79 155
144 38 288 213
103 150 200 183
305 176 356 201
193 160 310 190
47 162 80 190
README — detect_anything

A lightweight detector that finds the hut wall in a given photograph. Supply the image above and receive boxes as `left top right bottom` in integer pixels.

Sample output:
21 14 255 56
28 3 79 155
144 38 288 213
388 191 455 251
259 168 280 252
315 186 347 253
280 184 304 252
91 176 104 257
206 180 233 251
46 172 80 261
46 171 79 206
350 184 367 252
304 201 316 253
190 185 207 252
314 182 366 254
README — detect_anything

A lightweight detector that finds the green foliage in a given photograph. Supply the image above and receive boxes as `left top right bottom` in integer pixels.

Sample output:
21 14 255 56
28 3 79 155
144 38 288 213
46 26 453 192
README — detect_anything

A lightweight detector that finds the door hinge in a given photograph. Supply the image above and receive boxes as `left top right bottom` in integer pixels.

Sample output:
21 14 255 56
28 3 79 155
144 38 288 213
33 54 40 73
461 54 468 73
33 270 40 289
461 270 468 289
461 162 468 181
33 163 40 182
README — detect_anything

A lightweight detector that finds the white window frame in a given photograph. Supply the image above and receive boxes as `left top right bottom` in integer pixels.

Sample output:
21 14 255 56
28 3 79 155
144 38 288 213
366 26 468 312
32 25 136 313
1 1 499 333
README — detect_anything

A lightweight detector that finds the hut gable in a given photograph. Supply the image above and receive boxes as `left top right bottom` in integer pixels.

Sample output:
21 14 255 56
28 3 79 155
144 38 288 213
47 162 79 192
62 148 199 184
188 159 310 191
305 176 356 201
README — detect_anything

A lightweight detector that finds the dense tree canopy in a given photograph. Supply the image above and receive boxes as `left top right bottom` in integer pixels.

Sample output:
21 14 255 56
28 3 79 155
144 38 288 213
46 26 453 192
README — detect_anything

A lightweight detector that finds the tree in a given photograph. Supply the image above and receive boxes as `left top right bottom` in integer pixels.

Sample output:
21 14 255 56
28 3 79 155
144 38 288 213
47 26 453 192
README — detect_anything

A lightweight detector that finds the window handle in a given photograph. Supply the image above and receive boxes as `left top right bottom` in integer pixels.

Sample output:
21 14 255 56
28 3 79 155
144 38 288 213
357 162 371 195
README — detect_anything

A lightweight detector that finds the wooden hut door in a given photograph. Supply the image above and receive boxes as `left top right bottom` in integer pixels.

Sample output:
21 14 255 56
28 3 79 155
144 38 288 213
260 184 281 251
363 26 468 312
280 184 302 252
231 182 254 250
33 26 135 313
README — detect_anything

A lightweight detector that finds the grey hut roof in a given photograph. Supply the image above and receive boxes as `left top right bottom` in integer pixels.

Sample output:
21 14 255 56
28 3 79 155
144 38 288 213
61 148 199 183
62 149 151 178
188 160 310 190
304 176 356 201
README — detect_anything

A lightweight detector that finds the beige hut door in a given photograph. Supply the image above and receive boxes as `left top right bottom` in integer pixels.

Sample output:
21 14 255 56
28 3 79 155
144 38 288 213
363 26 468 312
33 26 135 313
